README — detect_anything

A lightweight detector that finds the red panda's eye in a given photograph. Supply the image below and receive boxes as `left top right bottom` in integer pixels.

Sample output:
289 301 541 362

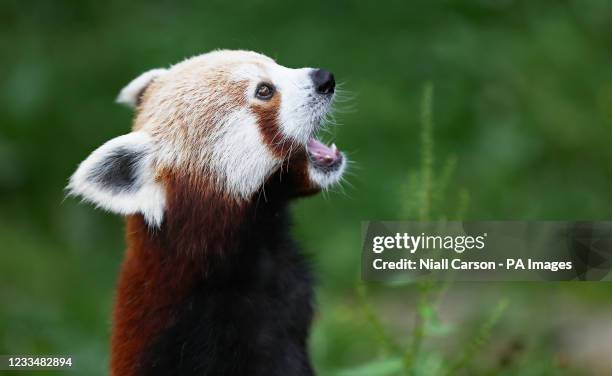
255 83 274 100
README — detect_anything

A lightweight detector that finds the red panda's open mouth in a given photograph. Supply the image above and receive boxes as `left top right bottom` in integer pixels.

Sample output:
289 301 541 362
306 138 343 171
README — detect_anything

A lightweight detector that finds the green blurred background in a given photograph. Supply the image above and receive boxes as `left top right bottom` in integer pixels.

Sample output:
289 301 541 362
2 0 612 375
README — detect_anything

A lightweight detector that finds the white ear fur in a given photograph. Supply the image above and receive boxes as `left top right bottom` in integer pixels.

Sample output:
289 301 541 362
116 68 167 108
68 132 165 227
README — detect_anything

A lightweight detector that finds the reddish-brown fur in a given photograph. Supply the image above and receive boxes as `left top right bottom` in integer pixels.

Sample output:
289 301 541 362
111 216 196 376
110 152 318 375
111 171 248 376
282 151 321 197
251 92 293 158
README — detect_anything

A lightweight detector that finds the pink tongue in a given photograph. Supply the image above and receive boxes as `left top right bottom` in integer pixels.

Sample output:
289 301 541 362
307 138 340 166
307 139 334 155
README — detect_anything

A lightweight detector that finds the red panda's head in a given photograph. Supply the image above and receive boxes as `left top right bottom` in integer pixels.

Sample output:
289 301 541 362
68 50 346 226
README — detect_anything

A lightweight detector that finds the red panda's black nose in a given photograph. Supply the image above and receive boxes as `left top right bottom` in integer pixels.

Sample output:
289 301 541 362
311 69 335 95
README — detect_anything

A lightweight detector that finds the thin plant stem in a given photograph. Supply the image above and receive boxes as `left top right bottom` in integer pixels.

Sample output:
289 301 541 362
419 83 434 222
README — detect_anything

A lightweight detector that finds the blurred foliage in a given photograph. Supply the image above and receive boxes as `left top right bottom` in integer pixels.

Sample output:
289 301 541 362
343 84 507 376
2 0 612 375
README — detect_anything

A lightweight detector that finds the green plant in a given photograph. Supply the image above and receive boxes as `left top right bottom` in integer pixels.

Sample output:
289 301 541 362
338 83 508 376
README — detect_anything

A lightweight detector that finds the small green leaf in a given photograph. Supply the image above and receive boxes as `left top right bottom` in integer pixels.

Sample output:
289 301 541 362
418 303 435 320
426 320 454 336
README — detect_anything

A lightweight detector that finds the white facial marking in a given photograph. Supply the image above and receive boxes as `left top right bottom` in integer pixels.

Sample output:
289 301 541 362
208 109 279 198
275 67 323 144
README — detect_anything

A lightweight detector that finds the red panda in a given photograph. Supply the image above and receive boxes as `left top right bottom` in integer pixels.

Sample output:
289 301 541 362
68 50 346 376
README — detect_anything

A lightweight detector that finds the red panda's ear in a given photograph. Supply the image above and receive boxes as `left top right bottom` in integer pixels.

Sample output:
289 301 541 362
116 68 167 109
67 132 165 227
